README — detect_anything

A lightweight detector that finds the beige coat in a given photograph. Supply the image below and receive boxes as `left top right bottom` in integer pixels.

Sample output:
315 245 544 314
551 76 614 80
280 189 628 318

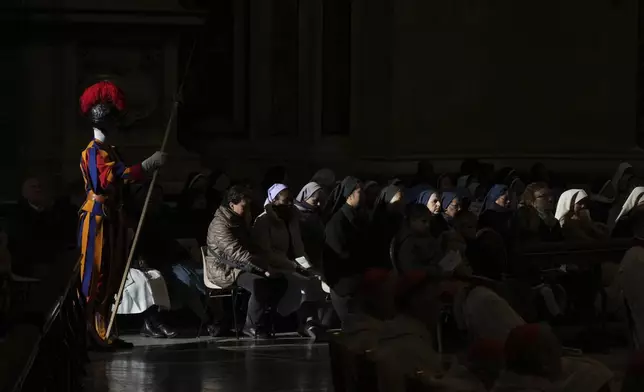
342 312 387 353
374 314 445 392
491 357 612 392
556 357 613 392
454 286 525 343
375 315 483 392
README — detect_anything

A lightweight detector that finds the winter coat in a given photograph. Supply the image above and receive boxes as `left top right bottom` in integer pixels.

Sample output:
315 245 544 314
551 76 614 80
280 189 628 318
206 206 267 289
295 200 326 271
324 204 369 287
252 204 305 271
454 285 525 343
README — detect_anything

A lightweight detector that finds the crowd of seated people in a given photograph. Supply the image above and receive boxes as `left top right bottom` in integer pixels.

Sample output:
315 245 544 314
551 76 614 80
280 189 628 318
3 159 644 387
195 159 641 343
318 159 644 391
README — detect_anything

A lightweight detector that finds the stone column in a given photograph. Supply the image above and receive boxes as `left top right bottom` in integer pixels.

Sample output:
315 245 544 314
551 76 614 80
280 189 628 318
233 0 249 134
22 44 63 182
248 0 273 141
298 0 323 144
350 0 395 156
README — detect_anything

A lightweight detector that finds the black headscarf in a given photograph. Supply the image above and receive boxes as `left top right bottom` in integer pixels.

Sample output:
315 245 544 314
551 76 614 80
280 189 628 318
322 176 360 222
370 185 402 221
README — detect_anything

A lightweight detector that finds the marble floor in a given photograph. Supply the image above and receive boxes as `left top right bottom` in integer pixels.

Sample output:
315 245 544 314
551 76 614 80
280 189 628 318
84 331 631 392
84 334 332 392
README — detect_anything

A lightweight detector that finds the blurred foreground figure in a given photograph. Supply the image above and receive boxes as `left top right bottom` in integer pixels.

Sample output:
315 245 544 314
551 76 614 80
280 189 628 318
77 81 166 348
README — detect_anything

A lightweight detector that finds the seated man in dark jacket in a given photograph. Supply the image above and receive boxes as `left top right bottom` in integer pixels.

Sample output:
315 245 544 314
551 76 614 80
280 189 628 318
206 186 287 339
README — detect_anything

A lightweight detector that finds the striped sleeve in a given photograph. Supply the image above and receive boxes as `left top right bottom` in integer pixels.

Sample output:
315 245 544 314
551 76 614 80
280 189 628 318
94 147 145 189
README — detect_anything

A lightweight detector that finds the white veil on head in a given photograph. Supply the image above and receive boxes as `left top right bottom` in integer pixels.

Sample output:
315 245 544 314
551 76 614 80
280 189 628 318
614 187 644 224
555 189 588 223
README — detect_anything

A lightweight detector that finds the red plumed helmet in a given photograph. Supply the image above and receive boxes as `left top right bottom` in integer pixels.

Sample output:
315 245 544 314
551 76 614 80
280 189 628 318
79 81 126 115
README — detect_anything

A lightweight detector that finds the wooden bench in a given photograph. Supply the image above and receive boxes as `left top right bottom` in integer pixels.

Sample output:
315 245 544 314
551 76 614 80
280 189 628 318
515 239 633 270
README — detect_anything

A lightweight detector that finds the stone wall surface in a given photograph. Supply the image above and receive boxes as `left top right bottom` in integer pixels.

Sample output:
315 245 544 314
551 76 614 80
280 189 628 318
4 0 202 198
3 0 642 198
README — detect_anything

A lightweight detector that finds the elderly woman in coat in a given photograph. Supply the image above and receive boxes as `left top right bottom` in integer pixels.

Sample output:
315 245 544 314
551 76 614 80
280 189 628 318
252 183 328 339
206 185 288 339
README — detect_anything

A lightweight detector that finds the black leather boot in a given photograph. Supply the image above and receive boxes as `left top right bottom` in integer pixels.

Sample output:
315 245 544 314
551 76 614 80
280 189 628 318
140 318 164 338
156 322 178 338
242 325 271 339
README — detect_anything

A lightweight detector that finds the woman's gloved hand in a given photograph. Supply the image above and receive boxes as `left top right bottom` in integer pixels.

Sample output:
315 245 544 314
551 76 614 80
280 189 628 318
142 151 168 172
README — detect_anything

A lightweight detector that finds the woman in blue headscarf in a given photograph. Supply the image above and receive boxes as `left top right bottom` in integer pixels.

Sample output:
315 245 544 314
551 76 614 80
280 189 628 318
427 190 461 238
478 184 514 240
415 188 442 215
415 188 447 238
441 191 462 222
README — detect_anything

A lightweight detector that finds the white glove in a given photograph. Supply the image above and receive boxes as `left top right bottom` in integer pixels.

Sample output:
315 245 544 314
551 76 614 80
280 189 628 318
141 151 167 172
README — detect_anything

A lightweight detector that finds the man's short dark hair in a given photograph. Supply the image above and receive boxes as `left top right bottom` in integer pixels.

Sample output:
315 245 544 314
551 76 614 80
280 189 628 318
226 185 252 205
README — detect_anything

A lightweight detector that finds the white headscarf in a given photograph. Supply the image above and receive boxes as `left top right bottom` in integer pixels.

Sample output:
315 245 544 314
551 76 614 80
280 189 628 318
264 183 288 207
555 189 588 223
614 186 644 223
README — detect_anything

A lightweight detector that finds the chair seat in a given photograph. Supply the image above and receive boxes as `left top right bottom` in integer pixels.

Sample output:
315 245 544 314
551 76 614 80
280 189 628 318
204 280 225 290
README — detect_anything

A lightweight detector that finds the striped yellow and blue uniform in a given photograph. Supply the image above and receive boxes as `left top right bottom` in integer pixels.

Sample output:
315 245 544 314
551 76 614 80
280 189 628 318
78 139 144 342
